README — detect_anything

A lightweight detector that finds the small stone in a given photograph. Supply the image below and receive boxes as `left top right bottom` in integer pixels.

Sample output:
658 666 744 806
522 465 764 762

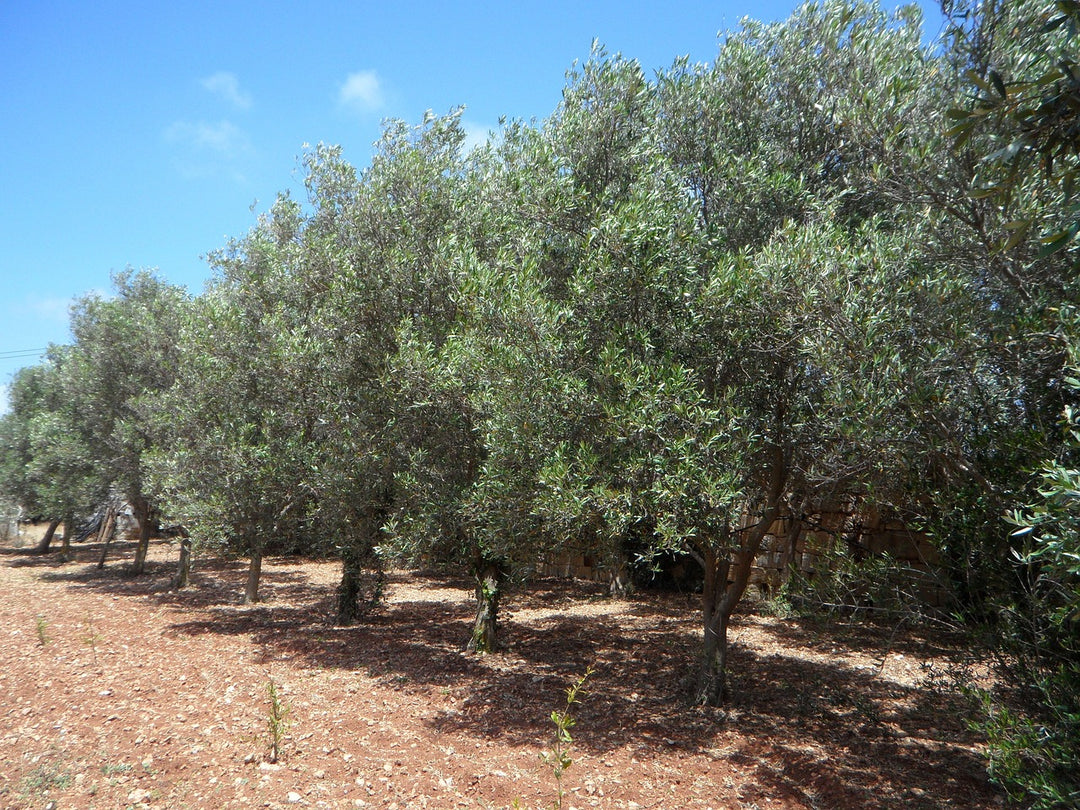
313 769 326 778
288 790 303 802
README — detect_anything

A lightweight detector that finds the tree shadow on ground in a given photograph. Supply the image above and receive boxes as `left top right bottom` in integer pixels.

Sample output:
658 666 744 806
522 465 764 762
22 538 341 611
742 605 970 662
3 538 1002 808
158 571 997 807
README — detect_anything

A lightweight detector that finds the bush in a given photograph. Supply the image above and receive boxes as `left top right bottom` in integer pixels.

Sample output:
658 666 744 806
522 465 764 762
783 549 944 625
981 380 1080 809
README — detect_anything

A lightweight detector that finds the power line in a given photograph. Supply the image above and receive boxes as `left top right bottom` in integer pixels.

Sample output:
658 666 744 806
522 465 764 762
0 348 48 360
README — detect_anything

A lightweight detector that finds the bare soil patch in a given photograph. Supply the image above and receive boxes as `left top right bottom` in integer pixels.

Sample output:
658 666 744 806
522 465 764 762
0 531 1006 809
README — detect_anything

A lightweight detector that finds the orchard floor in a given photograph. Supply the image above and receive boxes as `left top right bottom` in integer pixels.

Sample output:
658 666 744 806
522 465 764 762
0 531 1008 810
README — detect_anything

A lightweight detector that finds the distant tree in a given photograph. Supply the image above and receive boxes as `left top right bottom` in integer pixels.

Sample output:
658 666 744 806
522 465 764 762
67 270 189 574
0 352 104 556
145 210 320 601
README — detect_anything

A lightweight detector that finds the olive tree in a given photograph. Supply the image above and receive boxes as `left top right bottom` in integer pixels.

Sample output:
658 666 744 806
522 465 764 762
66 270 189 574
145 199 320 599
0 352 102 555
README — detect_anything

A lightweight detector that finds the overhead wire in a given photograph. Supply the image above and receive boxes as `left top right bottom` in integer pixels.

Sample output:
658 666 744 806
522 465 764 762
0 348 48 359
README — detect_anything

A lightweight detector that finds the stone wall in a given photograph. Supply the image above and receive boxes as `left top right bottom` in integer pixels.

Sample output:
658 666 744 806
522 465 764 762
539 504 950 608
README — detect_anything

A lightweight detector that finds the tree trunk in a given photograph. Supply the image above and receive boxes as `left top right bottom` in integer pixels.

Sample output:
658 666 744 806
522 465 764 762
335 502 390 625
694 447 788 705
779 514 806 586
467 559 503 653
58 513 74 561
698 605 731 705
244 546 263 604
336 551 363 624
695 544 732 704
336 547 386 625
608 551 632 597
131 496 153 575
173 536 193 588
96 502 119 569
35 519 61 554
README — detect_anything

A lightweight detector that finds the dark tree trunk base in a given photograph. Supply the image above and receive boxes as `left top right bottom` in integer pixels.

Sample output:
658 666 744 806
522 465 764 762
466 561 502 654
335 559 385 625
35 519 61 555
173 536 193 589
244 549 263 604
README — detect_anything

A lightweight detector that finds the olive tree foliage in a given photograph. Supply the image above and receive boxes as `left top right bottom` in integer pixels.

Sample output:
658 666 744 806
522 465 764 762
997 365 1080 808
946 0 1080 262
516 4 938 704
0 351 102 554
388 247 573 651
289 112 476 623
935 2 1080 805
378 111 600 651
65 270 189 574
145 196 320 599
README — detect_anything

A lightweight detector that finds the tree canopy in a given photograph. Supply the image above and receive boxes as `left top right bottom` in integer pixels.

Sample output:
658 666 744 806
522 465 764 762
3 1 1079 803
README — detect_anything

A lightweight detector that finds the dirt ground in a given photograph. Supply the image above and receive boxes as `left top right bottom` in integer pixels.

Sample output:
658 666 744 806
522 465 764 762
0 527 1008 810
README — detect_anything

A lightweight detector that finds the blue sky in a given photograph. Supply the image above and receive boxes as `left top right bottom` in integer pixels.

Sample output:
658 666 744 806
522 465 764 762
0 0 946 404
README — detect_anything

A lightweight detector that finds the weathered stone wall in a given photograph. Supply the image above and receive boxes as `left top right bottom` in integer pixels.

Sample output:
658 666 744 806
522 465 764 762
539 505 950 607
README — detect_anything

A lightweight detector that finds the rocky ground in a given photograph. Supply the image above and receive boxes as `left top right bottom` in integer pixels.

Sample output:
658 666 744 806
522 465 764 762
0 528 1007 809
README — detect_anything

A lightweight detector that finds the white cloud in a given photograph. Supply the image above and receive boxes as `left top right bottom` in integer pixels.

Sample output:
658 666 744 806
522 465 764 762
27 295 72 324
461 120 497 153
201 71 252 110
164 120 251 158
338 70 384 113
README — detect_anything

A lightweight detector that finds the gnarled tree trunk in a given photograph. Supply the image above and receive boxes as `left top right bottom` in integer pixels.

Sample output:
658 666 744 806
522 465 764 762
58 513 74 561
173 536 193 588
336 546 386 625
96 501 119 569
336 500 390 625
336 549 364 624
35 519 61 554
608 551 631 597
467 556 504 653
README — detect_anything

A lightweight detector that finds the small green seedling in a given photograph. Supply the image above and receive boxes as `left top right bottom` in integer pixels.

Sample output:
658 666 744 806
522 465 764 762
84 614 103 665
35 615 49 646
266 675 290 763
540 666 594 810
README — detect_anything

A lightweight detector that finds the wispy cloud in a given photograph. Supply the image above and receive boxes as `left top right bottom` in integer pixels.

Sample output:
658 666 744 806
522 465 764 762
461 119 496 153
27 295 73 325
201 71 252 110
164 120 251 158
163 120 253 183
338 70 384 114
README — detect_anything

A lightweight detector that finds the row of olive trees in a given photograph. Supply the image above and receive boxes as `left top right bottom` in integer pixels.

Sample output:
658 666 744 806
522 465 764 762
0 3 1075 760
